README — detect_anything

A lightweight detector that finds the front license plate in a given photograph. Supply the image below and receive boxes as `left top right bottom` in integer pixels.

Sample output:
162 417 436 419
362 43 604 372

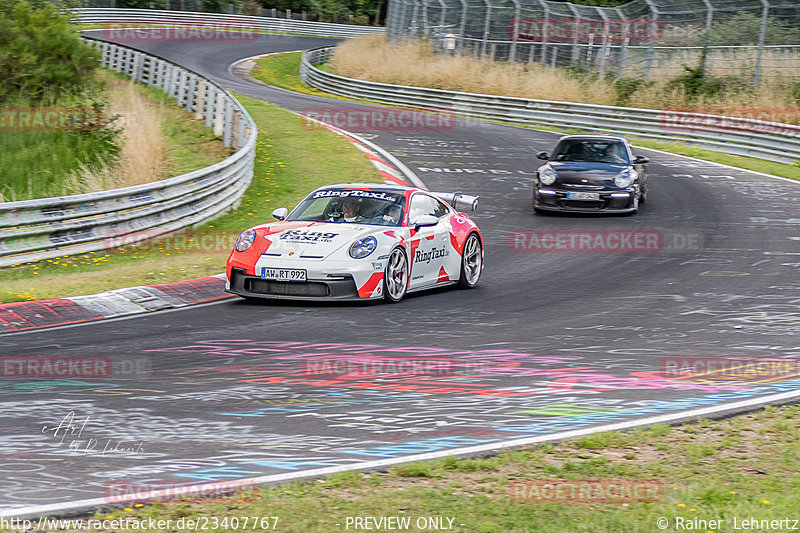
261 268 307 282
567 192 600 200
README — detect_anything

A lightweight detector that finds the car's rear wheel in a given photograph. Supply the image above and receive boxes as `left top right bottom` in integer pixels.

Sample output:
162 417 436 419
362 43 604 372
457 233 483 288
383 247 409 303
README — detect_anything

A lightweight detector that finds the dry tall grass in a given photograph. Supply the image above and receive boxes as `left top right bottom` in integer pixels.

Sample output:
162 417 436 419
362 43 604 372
332 35 618 105
332 35 800 121
67 76 168 194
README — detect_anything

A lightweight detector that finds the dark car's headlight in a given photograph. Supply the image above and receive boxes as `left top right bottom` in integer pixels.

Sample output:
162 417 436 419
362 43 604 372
614 169 637 188
349 236 377 259
235 229 256 252
539 167 557 186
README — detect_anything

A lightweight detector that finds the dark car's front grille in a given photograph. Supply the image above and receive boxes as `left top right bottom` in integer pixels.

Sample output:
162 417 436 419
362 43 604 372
246 279 330 297
561 200 606 209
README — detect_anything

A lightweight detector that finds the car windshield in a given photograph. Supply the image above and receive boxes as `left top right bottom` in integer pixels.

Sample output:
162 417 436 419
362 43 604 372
287 189 406 226
551 140 630 164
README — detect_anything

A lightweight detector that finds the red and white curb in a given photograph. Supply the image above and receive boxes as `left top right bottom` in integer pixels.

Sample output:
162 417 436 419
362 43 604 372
0 275 229 334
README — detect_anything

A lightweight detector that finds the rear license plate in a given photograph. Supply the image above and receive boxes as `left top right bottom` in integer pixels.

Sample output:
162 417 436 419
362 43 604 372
261 268 307 282
567 192 600 200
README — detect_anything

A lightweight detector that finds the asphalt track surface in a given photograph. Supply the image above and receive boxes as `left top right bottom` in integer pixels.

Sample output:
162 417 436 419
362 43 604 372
1 30 799 515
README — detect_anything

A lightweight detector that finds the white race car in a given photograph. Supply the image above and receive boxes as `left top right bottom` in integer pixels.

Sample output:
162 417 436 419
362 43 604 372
226 183 483 302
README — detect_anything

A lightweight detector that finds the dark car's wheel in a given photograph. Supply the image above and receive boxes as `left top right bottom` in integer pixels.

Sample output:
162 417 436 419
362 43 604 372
383 247 409 303
457 233 483 288
639 182 647 203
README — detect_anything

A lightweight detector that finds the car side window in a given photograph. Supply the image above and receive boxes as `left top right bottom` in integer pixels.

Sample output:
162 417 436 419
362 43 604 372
432 198 450 218
409 194 438 221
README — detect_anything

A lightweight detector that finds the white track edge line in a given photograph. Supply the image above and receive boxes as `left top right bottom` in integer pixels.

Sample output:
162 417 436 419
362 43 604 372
4 387 800 519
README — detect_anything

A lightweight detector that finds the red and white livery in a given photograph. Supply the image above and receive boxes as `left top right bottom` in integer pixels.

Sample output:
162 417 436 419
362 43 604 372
226 183 483 302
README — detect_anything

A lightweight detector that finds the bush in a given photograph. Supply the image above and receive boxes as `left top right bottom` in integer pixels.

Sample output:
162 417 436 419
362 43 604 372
614 77 649 105
0 0 99 101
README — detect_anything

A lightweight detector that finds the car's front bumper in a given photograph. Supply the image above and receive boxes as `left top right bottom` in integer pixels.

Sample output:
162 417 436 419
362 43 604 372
227 269 364 300
226 256 386 301
534 188 636 213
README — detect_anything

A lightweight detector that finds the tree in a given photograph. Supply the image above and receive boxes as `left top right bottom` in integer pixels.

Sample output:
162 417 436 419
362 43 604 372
0 0 99 101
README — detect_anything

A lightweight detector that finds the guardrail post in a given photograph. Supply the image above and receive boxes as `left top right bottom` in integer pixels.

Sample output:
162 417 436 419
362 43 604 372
176 70 187 107
213 91 225 137
223 100 234 147
133 51 145 82
231 110 242 147
109 44 119 71
186 74 198 112
195 80 207 120
205 86 216 128
237 111 248 148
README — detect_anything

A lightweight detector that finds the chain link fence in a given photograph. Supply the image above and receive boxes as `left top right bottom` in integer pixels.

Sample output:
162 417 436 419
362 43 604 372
386 0 800 86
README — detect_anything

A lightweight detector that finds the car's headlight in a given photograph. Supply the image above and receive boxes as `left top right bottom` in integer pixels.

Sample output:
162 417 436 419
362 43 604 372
539 167 557 186
349 236 377 259
235 229 256 252
614 169 637 188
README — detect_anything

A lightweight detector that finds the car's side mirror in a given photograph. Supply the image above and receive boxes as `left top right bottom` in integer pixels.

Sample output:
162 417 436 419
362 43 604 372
411 214 439 227
633 155 649 164
536 151 549 160
272 207 288 220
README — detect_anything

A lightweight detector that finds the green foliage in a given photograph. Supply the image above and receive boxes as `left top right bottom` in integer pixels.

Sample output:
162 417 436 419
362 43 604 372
117 0 167 8
0 0 99 101
664 53 752 101
614 77 649 105
251 0 381 22
0 96 121 201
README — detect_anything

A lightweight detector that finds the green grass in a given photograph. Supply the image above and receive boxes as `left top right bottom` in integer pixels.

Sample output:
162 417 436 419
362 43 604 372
0 69 230 203
252 52 334 97
0 97 381 304
27 405 798 533
0 95 118 202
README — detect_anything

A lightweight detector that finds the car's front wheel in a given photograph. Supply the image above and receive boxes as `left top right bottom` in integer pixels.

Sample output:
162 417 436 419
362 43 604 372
457 233 483 288
383 247 409 303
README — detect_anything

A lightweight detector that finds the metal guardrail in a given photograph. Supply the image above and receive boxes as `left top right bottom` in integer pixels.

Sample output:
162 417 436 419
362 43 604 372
0 36 257 268
72 8 384 38
300 47 800 165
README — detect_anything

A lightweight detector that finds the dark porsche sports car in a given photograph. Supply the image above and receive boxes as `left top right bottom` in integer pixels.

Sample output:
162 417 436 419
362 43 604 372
532 135 649 214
